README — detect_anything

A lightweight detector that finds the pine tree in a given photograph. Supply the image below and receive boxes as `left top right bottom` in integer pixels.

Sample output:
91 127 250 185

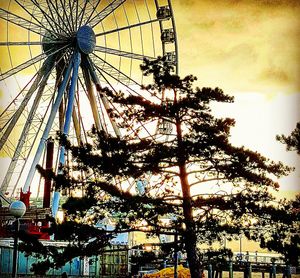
21 58 293 276
257 122 300 266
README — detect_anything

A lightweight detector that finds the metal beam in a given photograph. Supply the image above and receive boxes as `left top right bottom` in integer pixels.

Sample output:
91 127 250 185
0 8 52 38
52 50 81 218
0 53 47 82
81 61 102 131
15 0 60 38
88 0 126 28
30 0 66 36
58 50 81 165
87 56 121 138
95 18 160 37
0 44 68 81
92 52 140 86
94 45 155 61
22 52 74 193
0 68 46 151
0 56 56 196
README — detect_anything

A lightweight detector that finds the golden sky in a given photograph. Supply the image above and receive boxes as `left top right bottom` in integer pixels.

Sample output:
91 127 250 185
173 0 300 94
1 0 299 94
172 0 300 195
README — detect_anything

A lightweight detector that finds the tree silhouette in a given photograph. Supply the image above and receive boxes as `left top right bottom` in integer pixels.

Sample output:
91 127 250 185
21 58 294 277
277 122 300 154
258 122 300 266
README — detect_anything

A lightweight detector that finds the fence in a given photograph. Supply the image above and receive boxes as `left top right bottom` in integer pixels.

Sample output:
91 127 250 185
0 240 128 277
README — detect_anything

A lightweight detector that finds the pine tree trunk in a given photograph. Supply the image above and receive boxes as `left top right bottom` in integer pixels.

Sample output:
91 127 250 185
181 177 203 278
182 200 202 278
174 90 202 278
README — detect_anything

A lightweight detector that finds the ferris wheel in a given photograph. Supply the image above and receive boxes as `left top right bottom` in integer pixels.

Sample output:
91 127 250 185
0 0 178 203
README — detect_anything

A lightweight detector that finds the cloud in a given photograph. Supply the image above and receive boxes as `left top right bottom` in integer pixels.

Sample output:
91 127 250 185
173 0 300 93
233 0 300 6
181 0 300 7
259 66 290 84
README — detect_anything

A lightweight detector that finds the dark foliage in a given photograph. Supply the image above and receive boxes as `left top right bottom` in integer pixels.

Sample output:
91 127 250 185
18 218 112 274
277 122 300 154
20 57 299 276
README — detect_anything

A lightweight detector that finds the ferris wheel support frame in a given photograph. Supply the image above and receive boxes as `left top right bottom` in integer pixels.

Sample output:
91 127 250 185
52 50 81 218
81 62 102 132
87 56 122 138
22 52 76 194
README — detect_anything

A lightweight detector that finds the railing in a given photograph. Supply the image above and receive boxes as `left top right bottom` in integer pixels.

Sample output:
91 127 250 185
232 252 285 265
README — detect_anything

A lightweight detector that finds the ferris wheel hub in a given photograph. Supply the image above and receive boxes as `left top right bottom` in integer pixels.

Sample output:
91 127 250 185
42 33 59 54
76 25 96 54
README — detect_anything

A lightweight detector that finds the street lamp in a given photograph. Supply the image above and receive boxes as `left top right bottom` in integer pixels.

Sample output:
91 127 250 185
9 201 26 278
239 234 243 261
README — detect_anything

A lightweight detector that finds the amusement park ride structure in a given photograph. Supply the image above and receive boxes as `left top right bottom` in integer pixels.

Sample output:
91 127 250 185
0 0 178 239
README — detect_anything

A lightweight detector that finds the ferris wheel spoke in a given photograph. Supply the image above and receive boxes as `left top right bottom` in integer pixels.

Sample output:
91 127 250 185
74 87 89 144
72 104 82 146
30 0 65 36
91 53 160 101
94 68 157 143
44 0 67 35
0 73 38 132
77 0 101 29
76 73 101 141
14 0 60 38
91 61 164 143
4 89 55 197
93 70 136 135
87 58 157 141
0 8 52 38
88 0 126 29
0 44 69 81
58 51 81 167
76 0 89 29
95 18 160 37
45 0 72 35
80 67 109 134
0 57 56 195
0 41 41 46
85 57 121 137
93 54 161 102
94 45 155 61
0 55 57 151
67 0 76 31
58 0 73 34
0 74 40 149
74 0 80 31
0 53 46 81
52 50 81 218
92 53 140 87
0 41 64 46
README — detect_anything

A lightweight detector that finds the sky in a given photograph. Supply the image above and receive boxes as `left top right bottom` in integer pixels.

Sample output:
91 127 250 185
171 0 300 197
173 0 300 94
0 0 299 199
